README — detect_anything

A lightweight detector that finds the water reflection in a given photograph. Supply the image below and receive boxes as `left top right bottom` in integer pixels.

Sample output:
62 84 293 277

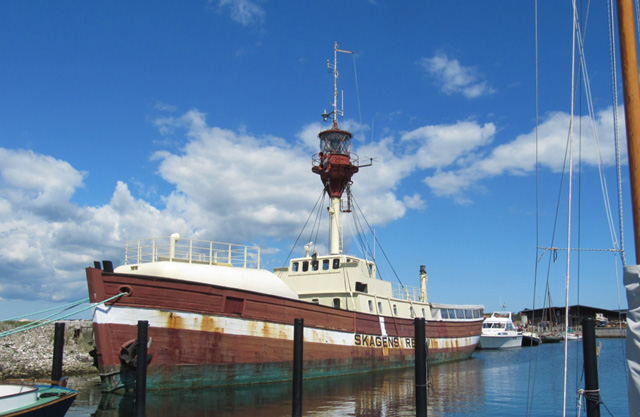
66 340 628 417
76 359 483 417
428 358 485 416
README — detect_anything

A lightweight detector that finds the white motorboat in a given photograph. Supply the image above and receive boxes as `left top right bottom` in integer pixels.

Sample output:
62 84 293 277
477 311 523 349
0 379 77 417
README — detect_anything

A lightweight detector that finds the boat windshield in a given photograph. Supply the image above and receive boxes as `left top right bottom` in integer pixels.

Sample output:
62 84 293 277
483 322 507 329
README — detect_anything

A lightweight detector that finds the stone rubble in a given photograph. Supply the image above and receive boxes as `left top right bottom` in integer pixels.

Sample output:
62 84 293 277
0 320 97 379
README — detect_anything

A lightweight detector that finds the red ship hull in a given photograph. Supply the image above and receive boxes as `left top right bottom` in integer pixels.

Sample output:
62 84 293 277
86 267 481 391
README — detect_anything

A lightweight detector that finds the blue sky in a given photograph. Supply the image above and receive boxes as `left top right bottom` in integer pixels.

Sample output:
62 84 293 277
0 1 632 319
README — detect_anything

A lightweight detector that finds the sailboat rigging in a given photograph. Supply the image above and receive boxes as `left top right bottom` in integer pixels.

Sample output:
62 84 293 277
530 1 639 415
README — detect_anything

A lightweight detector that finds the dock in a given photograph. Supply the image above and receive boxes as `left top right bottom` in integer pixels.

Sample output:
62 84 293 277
595 328 626 338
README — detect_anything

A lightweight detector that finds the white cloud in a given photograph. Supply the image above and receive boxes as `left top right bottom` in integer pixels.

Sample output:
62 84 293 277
0 157 192 301
0 149 86 220
152 109 319 240
155 101 177 112
403 193 426 210
401 121 496 169
423 170 475 204
422 107 621 200
0 104 619 303
419 52 495 99
296 122 325 152
213 0 265 26
0 111 416 303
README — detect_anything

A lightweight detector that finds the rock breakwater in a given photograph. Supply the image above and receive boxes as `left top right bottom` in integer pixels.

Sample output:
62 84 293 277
0 320 97 379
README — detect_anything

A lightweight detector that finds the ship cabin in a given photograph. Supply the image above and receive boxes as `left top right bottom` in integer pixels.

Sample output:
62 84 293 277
274 254 483 322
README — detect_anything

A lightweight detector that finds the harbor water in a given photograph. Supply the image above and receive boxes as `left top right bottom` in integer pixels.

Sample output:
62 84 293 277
66 338 629 416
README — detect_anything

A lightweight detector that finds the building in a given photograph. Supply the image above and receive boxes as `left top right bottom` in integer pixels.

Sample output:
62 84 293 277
518 305 626 329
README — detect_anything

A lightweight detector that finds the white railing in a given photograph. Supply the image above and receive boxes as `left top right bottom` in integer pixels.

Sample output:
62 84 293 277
392 283 422 302
123 236 261 269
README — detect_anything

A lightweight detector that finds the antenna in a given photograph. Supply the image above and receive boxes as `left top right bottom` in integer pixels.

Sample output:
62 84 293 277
323 41 353 128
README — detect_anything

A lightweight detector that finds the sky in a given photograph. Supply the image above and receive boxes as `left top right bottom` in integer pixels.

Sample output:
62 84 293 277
0 1 633 320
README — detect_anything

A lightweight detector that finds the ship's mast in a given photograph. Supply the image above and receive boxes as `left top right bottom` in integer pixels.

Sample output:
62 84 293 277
313 42 367 255
326 42 351 128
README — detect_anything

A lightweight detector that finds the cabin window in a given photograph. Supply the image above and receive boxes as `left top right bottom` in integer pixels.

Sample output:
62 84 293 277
322 260 330 270
302 261 309 272
333 259 340 269
367 263 373 275
410 306 415 317
355 282 368 293
378 302 383 313
474 309 481 318
393 305 398 316
441 309 449 319
333 298 341 309
448 309 456 319
311 260 319 271
292 262 299 272
312 299 319 304
368 300 374 312
465 310 472 319
422 308 426 318
224 297 244 315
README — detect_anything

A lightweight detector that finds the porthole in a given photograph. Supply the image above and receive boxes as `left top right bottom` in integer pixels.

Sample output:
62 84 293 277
118 286 132 297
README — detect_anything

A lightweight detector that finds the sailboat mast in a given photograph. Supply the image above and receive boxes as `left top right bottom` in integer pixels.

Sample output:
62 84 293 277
616 2 640 415
617 0 640 263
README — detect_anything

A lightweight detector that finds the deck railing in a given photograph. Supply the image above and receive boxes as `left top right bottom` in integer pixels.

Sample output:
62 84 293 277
123 236 261 269
391 283 423 302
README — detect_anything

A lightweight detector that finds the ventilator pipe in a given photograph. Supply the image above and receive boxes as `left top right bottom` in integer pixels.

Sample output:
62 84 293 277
169 233 180 261
419 265 428 303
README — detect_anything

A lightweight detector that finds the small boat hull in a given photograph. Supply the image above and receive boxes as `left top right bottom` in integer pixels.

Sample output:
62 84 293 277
477 334 523 349
0 382 78 417
521 332 541 346
540 334 563 343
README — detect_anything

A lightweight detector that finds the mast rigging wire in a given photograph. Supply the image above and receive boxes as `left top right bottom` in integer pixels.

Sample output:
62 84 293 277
279 189 327 267
530 2 629 414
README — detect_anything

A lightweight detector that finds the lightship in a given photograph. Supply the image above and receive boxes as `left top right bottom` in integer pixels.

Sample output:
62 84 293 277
86 42 483 391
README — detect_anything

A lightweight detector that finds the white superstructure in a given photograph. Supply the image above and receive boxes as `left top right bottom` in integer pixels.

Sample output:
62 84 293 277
478 311 523 349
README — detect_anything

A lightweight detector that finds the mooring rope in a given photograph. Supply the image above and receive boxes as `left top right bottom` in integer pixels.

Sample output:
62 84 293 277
0 298 90 323
576 388 603 417
0 293 127 338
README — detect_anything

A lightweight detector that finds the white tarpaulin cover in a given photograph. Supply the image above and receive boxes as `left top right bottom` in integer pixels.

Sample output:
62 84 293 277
624 265 640 416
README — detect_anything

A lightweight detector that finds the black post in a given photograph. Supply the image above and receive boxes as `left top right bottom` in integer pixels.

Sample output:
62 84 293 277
51 322 65 383
582 318 600 417
292 318 304 417
136 320 149 417
414 317 427 417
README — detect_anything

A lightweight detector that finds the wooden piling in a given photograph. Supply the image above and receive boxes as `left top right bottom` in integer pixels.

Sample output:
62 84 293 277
414 317 427 417
582 318 601 417
292 318 304 417
136 320 149 417
51 322 65 382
